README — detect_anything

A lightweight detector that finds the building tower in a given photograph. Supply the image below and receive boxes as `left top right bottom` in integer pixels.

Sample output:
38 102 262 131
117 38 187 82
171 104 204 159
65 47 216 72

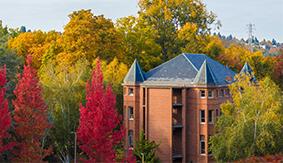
123 54 236 163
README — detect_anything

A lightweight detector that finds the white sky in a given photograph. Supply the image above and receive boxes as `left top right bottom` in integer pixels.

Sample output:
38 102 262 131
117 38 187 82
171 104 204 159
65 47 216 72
0 0 282 42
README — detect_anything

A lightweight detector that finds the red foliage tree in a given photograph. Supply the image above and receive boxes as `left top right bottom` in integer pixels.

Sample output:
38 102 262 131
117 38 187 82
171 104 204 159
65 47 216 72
13 56 51 162
77 59 124 162
273 52 283 87
0 65 15 154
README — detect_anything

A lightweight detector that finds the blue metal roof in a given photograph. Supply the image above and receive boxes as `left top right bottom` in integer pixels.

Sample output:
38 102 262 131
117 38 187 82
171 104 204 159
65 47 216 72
123 59 145 84
240 62 257 82
193 60 218 85
124 53 236 86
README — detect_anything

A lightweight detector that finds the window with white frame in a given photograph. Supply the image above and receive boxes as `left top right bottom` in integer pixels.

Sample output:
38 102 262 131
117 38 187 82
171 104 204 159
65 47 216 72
128 88 134 96
200 90 206 98
128 130 134 147
208 110 214 123
128 106 134 120
200 110 205 123
208 90 213 98
200 135 205 155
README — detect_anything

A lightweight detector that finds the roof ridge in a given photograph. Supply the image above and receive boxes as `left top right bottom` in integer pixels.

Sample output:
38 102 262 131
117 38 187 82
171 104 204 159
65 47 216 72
123 59 144 84
193 59 218 85
136 59 145 81
206 60 218 84
146 55 183 75
182 53 198 71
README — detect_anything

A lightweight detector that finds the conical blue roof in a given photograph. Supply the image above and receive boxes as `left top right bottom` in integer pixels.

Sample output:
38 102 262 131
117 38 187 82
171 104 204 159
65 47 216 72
240 62 256 82
240 62 253 74
123 59 145 84
193 60 218 85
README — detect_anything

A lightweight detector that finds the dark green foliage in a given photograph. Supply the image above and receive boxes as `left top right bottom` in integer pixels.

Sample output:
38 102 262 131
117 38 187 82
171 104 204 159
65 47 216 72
133 132 159 163
0 52 24 109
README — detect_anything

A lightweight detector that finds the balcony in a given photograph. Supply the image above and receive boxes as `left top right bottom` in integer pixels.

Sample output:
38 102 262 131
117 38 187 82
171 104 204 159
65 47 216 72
172 88 182 108
172 130 183 162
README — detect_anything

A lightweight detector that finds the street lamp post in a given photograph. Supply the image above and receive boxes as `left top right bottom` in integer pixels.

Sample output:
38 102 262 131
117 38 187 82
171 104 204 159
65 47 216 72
71 132 77 163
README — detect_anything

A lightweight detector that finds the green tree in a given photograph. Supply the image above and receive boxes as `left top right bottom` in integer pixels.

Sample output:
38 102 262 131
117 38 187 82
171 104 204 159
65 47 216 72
0 20 20 55
0 52 24 109
138 0 216 61
133 132 159 163
116 16 162 71
210 75 283 162
39 59 90 162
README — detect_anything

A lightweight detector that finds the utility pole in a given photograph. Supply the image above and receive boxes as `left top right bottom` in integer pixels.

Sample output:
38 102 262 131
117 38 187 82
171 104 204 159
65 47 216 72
247 23 255 52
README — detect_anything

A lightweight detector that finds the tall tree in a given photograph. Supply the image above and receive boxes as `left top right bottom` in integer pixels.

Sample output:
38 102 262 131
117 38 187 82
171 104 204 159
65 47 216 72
138 0 216 61
210 75 283 162
13 56 52 162
8 30 60 68
0 66 15 155
39 59 90 162
77 60 124 162
0 52 24 109
61 9 123 65
0 20 20 55
116 16 162 71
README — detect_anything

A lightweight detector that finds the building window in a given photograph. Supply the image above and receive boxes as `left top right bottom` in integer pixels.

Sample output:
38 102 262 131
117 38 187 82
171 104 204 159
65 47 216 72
200 90 206 98
128 88 134 96
216 108 219 117
200 135 205 155
128 106 134 120
128 130 134 148
208 90 213 98
208 110 214 123
219 89 224 97
200 110 205 123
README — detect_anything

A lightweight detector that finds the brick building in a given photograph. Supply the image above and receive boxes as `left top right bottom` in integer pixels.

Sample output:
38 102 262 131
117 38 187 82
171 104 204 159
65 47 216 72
123 53 237 163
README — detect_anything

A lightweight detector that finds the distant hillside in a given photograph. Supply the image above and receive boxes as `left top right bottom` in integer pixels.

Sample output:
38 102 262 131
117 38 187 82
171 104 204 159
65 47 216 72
214 33 283 56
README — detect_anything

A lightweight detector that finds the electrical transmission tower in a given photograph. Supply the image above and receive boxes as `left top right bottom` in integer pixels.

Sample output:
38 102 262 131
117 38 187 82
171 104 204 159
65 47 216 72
247 23 255 52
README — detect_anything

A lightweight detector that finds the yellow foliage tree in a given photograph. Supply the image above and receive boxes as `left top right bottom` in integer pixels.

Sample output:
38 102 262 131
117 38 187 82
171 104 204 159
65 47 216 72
62 9 123 65
8 30 60 68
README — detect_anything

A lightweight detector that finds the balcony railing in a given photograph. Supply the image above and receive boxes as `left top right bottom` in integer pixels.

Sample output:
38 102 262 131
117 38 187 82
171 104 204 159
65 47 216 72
172 124 183 129
172 103 182 107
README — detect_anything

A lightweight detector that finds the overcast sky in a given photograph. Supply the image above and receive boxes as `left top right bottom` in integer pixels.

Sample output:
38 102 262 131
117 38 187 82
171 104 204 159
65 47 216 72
0 0 282 42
